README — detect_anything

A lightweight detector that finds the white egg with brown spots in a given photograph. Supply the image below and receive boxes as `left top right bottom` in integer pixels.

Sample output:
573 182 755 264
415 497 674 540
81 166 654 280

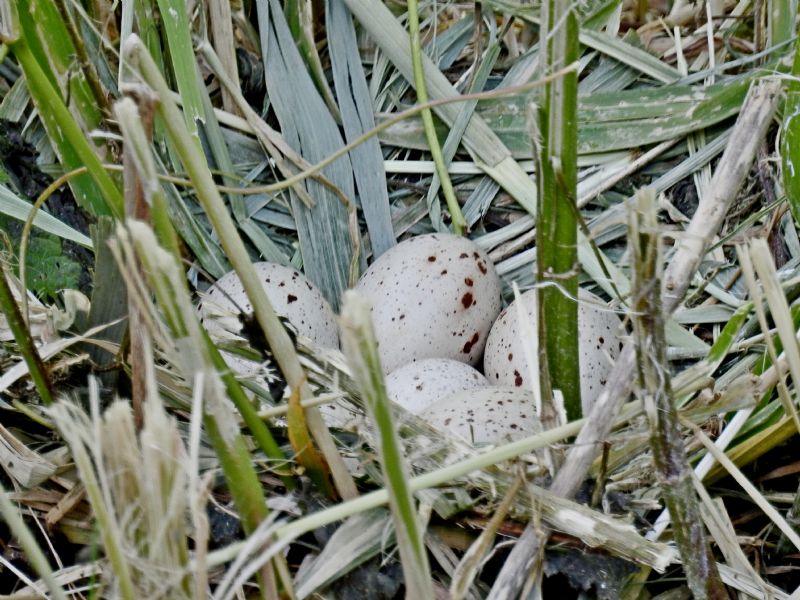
483 289 623 415
199 262 338 378
420 387 541 445
355 233 502 373
386 358 489 414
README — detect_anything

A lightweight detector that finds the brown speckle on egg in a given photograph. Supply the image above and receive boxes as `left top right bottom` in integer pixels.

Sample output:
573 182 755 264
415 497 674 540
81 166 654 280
462 331 480 353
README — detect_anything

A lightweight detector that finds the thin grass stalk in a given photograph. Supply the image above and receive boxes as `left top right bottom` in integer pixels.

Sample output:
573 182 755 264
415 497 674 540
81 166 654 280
683 418 800 551
450 476 523 600
209 402 674 579
781 36 800 224
738 242 800 433
0 267 55 405
0 481 69 600
534 0 581 421
339 291 434 599
117 91 156 429
629 189 728 600
51 382 138 600
123 35 358 500
208 405 627 567
405 0 465 234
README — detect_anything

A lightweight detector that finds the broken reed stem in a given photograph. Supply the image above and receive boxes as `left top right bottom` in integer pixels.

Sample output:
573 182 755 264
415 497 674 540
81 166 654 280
630 189 728 600
120 87 157 430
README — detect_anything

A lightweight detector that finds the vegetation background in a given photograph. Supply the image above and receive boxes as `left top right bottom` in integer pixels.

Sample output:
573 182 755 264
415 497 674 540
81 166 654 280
0 0 799 597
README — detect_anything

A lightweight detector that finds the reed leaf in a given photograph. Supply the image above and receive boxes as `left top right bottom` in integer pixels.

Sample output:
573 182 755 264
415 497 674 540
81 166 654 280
258 0 358 307
326 0 395 258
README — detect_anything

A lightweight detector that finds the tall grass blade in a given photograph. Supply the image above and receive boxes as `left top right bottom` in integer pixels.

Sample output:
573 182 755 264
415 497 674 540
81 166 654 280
6 35 122 216
154 0 204 132
339 291 434 599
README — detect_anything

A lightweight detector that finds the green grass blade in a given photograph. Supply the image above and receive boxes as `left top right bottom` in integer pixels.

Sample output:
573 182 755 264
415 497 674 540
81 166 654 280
154 0 205 133
7 36 122 216
285 0 341 118
340 291 434 599
782 37 800 224
0 185 93 247
16 0 107 130
382 74 757 156
0 266 55 405
406 0 465 234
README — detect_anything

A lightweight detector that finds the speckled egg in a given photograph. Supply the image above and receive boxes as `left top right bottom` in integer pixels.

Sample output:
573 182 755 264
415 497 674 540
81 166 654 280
199 262 338 378
483 289 623 415
420 387 541 445
386 358 489 414
355 234 502 373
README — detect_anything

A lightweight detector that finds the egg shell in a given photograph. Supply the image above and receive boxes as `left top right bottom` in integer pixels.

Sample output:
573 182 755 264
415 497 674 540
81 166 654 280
199 262 338 378
420 387 542 445
483 289 623 415
355 233 502 373
386 358 489 414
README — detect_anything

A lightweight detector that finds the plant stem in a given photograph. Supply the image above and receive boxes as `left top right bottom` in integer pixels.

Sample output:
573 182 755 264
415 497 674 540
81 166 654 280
630 188 728 600
535 0 581 420
0 267 55 405
339 291 434 599
406 0 466 233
